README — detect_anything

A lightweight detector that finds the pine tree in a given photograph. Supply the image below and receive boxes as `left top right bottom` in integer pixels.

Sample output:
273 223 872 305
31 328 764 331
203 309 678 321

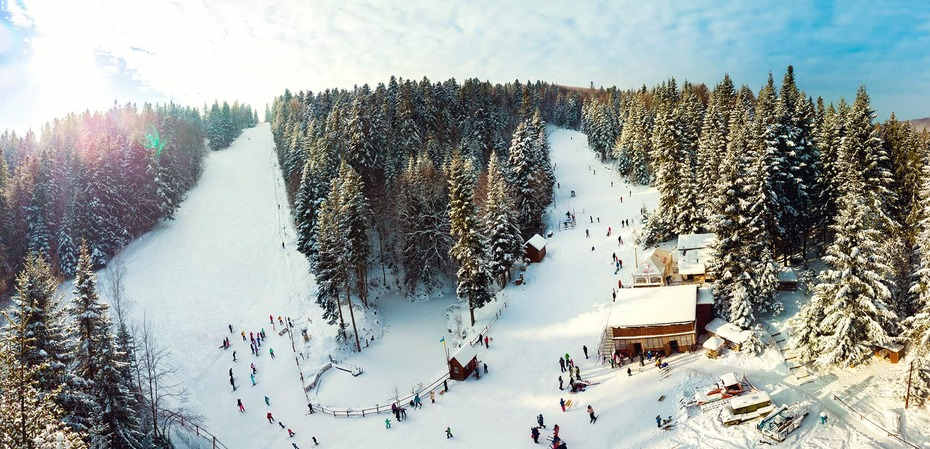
483 153 522 288
790 173 896 367
314 177 347 335
397 153 452 292
336 161 371 309
506 121 541 237
447 152 493 326
0 309 87 449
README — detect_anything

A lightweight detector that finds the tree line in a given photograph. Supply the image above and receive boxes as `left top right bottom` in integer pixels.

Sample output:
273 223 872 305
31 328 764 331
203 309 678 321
1 243 194 448
204 101 259 151
581 66 930 400
270 77 579 346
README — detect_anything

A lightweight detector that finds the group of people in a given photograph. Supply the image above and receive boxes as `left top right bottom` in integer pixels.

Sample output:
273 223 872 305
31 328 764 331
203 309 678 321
225 316 319 448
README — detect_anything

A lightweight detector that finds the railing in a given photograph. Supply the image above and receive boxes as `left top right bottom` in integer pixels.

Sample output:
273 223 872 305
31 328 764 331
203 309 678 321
164 410 231 449
308 372 451 418
831 394 920 449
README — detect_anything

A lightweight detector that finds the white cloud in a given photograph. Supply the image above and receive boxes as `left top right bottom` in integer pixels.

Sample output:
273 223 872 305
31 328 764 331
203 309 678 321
3 0 929 129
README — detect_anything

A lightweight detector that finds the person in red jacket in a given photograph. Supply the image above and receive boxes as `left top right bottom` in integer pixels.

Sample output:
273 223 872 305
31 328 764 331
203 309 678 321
267 412 274 423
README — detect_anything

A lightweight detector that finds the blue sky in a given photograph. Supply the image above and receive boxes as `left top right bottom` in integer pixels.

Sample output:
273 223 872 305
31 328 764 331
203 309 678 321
1 0 928 132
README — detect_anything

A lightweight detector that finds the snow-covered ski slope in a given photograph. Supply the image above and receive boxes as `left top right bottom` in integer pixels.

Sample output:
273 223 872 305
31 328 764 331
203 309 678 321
73 124 916 448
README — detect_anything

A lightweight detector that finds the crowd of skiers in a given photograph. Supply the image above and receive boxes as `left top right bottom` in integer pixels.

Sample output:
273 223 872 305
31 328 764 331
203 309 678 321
224 315 320 447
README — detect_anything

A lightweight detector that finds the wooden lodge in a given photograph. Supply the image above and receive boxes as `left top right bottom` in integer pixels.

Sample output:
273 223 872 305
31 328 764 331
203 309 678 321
448 344 479 381
599 285 702 359
525 234 547 263
677 233 716 282
632 248 675 287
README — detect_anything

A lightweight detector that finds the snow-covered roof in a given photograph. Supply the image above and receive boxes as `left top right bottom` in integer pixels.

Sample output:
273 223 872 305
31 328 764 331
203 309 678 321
720 372 740 387
678 248 711 275
606 285 697 328
729 391 771 410
635 248 673 276
705 318 752 344
526 234 546 251
677 233 716 251
777 268 798 283
697 286 715 305
451 343 479 364
703 336 725 351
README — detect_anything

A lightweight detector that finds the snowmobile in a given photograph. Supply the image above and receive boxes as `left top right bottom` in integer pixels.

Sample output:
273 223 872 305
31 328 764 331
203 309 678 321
680 372 747 408
718 391 776 426
756 402 809 442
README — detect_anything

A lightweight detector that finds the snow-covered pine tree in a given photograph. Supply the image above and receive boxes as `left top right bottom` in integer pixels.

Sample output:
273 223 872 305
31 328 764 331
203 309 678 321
57 201 78 278
642 99 681 244
709 109 758 324
0 308 87 449
483 152 523 288
529 110 555 209
397 152 452 291
6 253 74 401
790 171 896 367
314 176 347 335
696 97 726 221
336 161 372 308
69 241 143 448
754 247 782 315
506 120 541 238
447 151 493 326
629 92 653 185
728 273 755 329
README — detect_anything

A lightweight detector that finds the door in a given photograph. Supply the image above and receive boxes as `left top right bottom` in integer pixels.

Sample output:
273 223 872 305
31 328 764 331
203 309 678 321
633 343 642 355
669 340 680 353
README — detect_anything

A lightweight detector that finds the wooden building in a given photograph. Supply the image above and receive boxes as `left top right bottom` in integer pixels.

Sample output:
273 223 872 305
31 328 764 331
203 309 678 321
600 285 699 358
704 318 752 351
448 344 478 381
525 234 547 263
632 248 675 287
777 269 798 291
874 343 905 364
677 233 716 282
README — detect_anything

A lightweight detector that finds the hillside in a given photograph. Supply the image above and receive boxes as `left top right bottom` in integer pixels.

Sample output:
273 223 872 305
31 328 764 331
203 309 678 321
909 117 930 131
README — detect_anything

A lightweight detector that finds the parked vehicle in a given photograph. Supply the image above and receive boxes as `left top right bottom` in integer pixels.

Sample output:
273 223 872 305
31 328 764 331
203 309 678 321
757 402 809 442
718 391 776 426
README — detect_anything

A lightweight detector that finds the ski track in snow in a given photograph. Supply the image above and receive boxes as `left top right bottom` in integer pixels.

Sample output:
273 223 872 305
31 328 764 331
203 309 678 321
60 124 920 448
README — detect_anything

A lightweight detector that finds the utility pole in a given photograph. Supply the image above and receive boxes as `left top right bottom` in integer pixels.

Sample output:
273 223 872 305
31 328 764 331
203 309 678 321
905 360 914 409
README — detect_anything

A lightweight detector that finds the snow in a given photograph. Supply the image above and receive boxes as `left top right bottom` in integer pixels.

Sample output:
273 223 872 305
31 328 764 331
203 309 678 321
450 342 479 366
606 285 697 327
706 318 753 345
778 268 799 283
677 233 716 251
60 124 928 449
703 336 725 351
698 285 715 304
526 234 546 251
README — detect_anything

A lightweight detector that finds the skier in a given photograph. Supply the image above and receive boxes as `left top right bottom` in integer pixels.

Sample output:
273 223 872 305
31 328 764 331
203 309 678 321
617 235 622 246
560 398 566 412
618 279 623 289
228 324 233 333
400 407 407 420
237 398 245 413
619 259 623 269
267 412 274 423
265 396 271 406
241 331 246 341
414 392 422 408
445 427 453 439
553 424 560 439
587 405 597 423
288 428 295 438
565 353 570 363
484 362 488 374
292 443 300 449
655 415 661 428
559 358 566 372
229 367 233 378
591 245 595 252
312 437 319 446
233 350 237 362
575 366 581 379
590 216 593 223
269 348 276 359
597 217 600 223
559 376 563 390
627 367 632 376
278 421 286 429
607 226 611 236
537 413 545 428
484 335 489 348
385 418 391 429
391 402 398 420
612 290 616 302
583 345 588 359
308 403 314 414
230 377 236 391
250 373 256 386
585 229 590 238
261 328 266 339
820 411 827 424
531 426 540 444
251 362 257 374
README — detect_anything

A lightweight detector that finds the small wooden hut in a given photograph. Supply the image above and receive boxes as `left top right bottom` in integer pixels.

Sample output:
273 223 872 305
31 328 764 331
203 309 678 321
525 234 547 263
874 343 905 364
777 269 798 291
704 318 753 351
448 344 479 381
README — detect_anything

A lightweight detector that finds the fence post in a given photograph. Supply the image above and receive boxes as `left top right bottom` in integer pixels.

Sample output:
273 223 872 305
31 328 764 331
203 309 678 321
212 436 216 449
196 425 199 436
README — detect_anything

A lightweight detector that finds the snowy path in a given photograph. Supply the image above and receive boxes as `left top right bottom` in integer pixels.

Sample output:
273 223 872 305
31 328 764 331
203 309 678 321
61 124 908 448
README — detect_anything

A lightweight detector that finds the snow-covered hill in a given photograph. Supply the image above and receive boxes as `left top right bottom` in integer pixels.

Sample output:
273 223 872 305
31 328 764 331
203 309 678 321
63 123 923 448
